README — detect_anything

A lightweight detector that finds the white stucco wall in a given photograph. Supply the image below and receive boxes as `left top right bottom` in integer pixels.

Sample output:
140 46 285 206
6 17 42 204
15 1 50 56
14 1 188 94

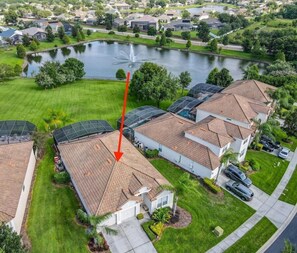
10 149 36 234
255 112 269 124
195 109 252 129
150 190 174 214
135 132 216 179
230 135 251 162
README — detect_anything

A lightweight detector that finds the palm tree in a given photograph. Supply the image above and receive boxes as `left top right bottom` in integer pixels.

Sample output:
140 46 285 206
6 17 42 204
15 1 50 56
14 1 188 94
282 239 296 253
215 148 239 184
88 213 117 248
160 172 198 216
43 109 70 132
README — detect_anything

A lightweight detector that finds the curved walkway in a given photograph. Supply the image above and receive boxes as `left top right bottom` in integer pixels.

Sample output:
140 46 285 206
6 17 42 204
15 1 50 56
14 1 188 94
206 148 297 253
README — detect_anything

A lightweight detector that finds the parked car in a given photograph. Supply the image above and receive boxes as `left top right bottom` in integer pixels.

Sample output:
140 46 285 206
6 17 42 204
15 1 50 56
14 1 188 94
260 135 281 149
226 180 254 201
259 139 274 152
278 147 290 159
224 164 252 187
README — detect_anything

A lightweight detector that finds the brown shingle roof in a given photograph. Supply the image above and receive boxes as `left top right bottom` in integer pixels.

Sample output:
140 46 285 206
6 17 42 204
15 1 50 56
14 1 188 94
196 93 272 124
135 113 221 170
0 141 34 223
222 80 276 103
58 132 170 216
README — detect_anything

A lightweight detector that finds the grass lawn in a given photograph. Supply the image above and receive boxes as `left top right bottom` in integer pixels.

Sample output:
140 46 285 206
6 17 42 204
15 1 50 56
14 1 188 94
246 150 289 195
279 166 297 205
27 141 89 253
0 47 24 66
224 217 277 253
279 136 297 152
0 78 177 129
150 159 255 253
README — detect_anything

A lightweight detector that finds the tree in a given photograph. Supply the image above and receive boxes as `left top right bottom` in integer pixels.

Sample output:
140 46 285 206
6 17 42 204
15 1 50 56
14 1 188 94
181 10 191 19
43 109 70 131
76 31 82 42
0 223 27 253
62 35 70 44
284 109 297 137
181 31 191 40
282 239 296 253
22 34 31 47
62 58 85 79
242 38 253 53
222 35 229 45
186 39 191 49
215 68 234 87
179 71 192 95
159 33 166 46
129 62 179 107
133 25 140 33
209 39 218 53
275 51 286 62
252 40 266 58
155 36 160 43
0 64 20 80
16 44 26 58
57 26 65 40
206 67 219 84
45 25 55 42
29 41 38 51
215 148 239 183
14 64 22 76
147 26 157 36
4 10 18 25
243 64 259 80
116 69 126 80
165 28 172 37
197 21 210 42
87 29 92 36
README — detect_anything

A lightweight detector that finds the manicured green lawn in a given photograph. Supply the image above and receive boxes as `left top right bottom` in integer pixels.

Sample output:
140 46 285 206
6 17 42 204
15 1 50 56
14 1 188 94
0 47 24 65
279 166 297 205
27 141 89 253
224 217 277 253
246 150 289 195
150 159 255 253
0 78 175 129
279 136 297 152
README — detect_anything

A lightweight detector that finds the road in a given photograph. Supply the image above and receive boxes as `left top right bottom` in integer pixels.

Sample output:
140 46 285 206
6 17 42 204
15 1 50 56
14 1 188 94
265 214 297 253
84 27 244 52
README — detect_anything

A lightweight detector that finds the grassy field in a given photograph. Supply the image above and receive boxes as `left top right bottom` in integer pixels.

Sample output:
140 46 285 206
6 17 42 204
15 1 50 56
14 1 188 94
279 166 297 205
224 217 277 253
151 159 255 253
246 150 289 195
0 78 176 129
27 140 89 253
0 47 24 65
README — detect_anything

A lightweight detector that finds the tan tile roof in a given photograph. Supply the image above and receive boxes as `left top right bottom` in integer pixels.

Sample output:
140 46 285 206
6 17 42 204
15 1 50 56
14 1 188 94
222 80 276 103
0 141 34 223
196 93 272 124
58 132 170 216
135 113 221 170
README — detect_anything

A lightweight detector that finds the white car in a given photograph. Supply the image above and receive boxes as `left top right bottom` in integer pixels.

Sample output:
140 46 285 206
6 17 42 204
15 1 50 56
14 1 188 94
278 147 290 159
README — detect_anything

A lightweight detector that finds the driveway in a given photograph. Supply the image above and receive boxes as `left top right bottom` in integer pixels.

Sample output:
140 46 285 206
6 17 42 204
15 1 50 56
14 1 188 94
103 218 157 253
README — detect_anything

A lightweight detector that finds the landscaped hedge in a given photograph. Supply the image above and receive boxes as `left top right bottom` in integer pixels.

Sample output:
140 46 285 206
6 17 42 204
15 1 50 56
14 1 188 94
150 222 164 237
141 221 156 241
53 171 70 184
249 159 261 171
145 149 159 158
203 178 222 194
137 213 144 220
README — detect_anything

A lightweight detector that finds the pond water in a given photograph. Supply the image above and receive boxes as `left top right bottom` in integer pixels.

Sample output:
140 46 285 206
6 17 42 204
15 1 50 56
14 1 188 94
187 4 235 15
24 41 265 88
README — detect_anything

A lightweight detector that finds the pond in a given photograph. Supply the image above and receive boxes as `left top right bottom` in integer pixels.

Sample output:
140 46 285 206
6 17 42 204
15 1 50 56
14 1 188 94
187 4 236 15
24 41 265 88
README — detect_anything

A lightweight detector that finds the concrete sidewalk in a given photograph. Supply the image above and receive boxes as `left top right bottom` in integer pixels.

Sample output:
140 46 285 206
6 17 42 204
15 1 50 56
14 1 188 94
207 149 297 253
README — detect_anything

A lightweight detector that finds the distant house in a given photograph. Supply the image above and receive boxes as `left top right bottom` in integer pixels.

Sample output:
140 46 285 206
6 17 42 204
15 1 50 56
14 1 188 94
0 141 36 234
164 19 193 31
85 18 97 26
21 27 47 41
158 14 172 23
203 18 224 29
0 27 22 45
61 21 73 35
58 131 174 225
113 18 126 28
114 2 130 11
130 15 158 31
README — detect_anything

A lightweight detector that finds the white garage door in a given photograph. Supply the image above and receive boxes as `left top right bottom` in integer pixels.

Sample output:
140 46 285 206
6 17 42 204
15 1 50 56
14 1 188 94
121 206 136 221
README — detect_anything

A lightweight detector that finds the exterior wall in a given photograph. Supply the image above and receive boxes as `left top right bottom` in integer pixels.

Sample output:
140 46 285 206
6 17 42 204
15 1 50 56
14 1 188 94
195 109 251 129
11 149 36 234
130 21 157 30
150 190 174 214
184 132 230 157
135 132 216 179
230 135 251 162
255 112 269 124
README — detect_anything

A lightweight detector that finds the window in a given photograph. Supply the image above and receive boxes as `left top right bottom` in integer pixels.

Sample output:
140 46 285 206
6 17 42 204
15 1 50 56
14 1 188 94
243 138 248 145
240 149 246 157
178 155 182 163
159 144 162 152
157 196 169 208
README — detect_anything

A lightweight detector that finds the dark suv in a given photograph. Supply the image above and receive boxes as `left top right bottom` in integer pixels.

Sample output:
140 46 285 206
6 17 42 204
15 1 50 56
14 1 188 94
224 164 252 187
226 180 254 201
260 135 281 149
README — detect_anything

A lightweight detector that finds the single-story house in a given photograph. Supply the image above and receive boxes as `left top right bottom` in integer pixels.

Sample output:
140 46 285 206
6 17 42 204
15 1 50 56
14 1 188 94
114 2 130 11
0 141 36 234
0 27 22 45
113 18 126 28
58 131 174 226
130 15 159 31
203 18 224 29
21 27 47 41
164 19 193 31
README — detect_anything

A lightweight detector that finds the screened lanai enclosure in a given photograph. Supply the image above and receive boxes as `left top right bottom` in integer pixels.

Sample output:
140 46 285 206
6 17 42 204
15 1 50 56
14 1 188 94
53 120 114 144
188 83 223 99
0 120 36 145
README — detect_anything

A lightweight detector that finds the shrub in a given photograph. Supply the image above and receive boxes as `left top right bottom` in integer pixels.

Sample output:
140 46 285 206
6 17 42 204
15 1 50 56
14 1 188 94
16 44 26 58
108 31 115 35
203 178 222 194
141 221 155 241
255 143 263 151
249 159 261 171
135 33 140 38
152 207 171 223
136 213 144 220
77 209 89 224
239 164 249 172
150 222 164 236
116 68 126 80
145 149 159 158
53 171 70 184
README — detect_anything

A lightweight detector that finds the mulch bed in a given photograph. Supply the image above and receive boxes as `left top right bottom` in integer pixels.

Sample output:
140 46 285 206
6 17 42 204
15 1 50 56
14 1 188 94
168 206 192 229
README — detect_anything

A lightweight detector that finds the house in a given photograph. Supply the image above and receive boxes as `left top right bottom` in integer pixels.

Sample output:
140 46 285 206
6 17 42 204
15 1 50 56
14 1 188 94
0 27 22 45
114 2 130 11
0 141 36 234
130 15 159 31
157 14 172 23
134 113 221 179
113 18 126 28
21 27 47 41
204 18 224 29
164 19 193 31
58 131 174 226
61 21 73 35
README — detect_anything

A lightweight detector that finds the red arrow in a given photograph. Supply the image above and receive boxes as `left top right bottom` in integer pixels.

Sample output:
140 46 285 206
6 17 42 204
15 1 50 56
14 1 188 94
114 72 131 162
